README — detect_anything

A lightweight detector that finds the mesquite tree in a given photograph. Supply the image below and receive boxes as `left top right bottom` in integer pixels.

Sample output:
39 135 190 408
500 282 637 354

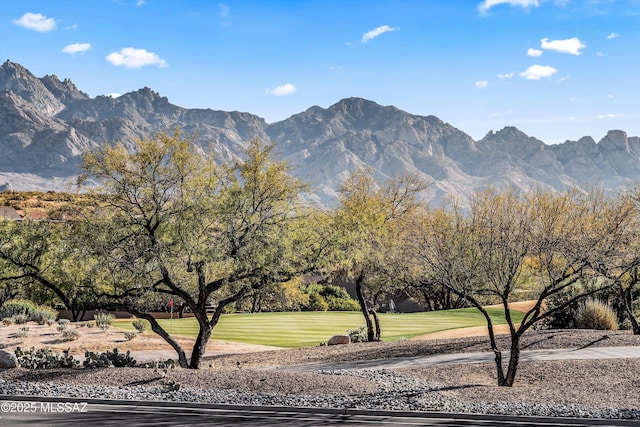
406 188 634 386
80 131 309 368
0 220 97 321
330 169 425 342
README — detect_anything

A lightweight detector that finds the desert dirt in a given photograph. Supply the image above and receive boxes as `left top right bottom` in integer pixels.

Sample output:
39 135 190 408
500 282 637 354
0 322 278 356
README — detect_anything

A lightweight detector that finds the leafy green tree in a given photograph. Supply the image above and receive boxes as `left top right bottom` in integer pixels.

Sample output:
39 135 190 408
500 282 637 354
80 131 309 368
0 219 97 320
330 169 425 341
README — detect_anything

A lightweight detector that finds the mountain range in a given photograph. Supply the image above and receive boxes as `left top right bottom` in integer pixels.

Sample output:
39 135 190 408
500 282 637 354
2 59 640 206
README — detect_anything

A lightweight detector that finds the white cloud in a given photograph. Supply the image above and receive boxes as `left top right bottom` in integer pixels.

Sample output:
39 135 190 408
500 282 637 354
475 80 489 88
498 72 515 79
65 23 78 31
361 25 398 43
106 47 168 68
266 83 297 96
219 4 231 18
527 48 543 57
12 12 57 32
478 0 539 13
490 110 513 117
328 65 344 71
136 0 146 5
596 52 605 57
598 113 624 119
519 64 558 80
607 32 620 39
540 37 586 55
608 94 614 99
61 43 91 55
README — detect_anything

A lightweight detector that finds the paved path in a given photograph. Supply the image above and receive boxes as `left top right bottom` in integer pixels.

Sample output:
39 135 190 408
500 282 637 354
274 345 640 372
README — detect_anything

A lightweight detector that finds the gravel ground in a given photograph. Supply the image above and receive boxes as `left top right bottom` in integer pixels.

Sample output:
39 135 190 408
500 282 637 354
2 329 640 419
207 328 640 369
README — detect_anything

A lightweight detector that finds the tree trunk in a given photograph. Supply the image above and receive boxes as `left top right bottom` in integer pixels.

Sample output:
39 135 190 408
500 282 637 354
621 284 640 335
177 304 185 319
132 310 189 368
369 309 381 341
473 301 506 385
189 321 213 369
503 337 521 387
355 274 375 342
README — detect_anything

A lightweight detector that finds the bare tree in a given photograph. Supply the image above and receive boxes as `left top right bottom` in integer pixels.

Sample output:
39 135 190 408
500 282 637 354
407 188 634 386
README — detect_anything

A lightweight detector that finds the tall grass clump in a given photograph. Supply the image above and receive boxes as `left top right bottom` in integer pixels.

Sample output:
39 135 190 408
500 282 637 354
576 299 619 330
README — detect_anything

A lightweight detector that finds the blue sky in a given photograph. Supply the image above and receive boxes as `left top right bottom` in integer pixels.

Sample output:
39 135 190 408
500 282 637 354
1 0 639 144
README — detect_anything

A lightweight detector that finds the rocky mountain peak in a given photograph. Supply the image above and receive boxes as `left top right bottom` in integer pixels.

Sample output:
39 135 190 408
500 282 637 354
40 74 89 105
0 60 65 117
599 130 630 152
479 126 546 160
328 97 404 125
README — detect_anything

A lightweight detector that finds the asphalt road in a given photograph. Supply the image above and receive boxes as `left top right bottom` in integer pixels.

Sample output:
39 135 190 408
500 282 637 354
3 347 640 426
2 396 639 427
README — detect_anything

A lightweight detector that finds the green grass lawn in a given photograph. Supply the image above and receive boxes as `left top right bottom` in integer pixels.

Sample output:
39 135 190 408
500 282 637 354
115 307 524 348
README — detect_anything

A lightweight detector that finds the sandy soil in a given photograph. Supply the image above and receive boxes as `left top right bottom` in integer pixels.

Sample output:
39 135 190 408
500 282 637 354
0 322 279 356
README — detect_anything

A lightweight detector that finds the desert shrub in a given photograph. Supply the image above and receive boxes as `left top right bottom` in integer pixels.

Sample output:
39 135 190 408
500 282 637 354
124 331 137 341
61 328 80 341
347 326 367 343
57 318 70 326
56 324 67 333
0 299 58 324
535 279 610 330
2 317 14 326
132 319 148 333
94 312 114 331
325 296 360 311
46 319 55 326
306 293 329 311
83 348 136 368
303 284 359 311
15 326 30 338
576 299 619 330
86 322 94 329
15 347 78 369
13 314 29 325
31 306 58 325
0 299 37 319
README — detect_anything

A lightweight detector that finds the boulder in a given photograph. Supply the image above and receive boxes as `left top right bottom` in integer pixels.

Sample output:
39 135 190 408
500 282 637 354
327 335 350 346
0 349 18 368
